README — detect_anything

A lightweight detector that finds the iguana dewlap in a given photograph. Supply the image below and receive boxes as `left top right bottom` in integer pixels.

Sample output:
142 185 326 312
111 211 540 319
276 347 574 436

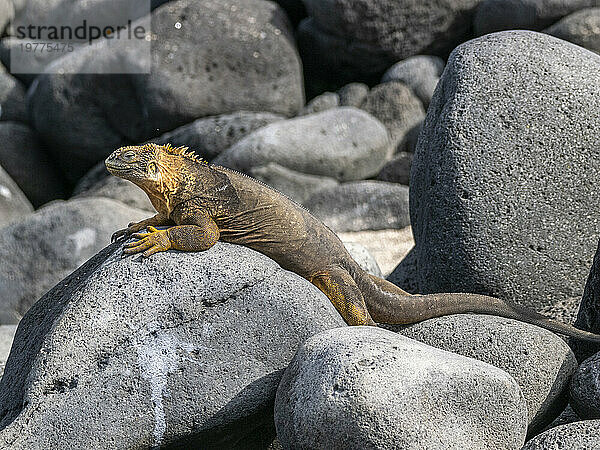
105 143 600 342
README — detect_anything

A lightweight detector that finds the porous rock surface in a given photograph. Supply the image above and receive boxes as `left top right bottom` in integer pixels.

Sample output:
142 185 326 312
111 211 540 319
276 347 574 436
0 197 147 323
522 419 600 449
397 314 577 433
0 241 344 448
304 181 410 232
214 108 390 182
275 326 527 450
408 31 600 310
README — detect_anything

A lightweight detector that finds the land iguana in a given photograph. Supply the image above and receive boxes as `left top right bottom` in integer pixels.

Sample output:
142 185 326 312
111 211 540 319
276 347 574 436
105 143 600 342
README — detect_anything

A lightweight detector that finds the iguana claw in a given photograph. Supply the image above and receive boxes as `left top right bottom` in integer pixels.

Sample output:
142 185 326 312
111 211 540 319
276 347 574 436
111 228 131 243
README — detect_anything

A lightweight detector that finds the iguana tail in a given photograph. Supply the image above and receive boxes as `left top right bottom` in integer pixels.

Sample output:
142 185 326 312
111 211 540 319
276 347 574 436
360 273 600 344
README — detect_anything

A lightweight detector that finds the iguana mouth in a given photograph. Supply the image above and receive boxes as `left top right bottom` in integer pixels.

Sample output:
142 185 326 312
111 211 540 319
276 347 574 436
105 163 133 173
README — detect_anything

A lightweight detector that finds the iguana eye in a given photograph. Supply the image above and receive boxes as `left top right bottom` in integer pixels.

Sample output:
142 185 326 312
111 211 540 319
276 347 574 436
122 151 136 160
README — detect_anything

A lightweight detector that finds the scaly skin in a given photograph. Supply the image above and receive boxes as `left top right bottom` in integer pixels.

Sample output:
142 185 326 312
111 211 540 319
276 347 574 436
105 143 600 342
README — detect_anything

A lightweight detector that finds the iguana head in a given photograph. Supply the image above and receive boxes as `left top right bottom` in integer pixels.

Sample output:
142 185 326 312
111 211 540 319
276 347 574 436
105 143 208 211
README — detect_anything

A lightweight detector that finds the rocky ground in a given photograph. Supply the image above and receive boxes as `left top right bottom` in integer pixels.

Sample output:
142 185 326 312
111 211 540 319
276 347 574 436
2 0 600 448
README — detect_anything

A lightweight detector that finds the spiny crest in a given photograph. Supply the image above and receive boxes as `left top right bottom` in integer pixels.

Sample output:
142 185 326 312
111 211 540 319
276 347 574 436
158 143 209 166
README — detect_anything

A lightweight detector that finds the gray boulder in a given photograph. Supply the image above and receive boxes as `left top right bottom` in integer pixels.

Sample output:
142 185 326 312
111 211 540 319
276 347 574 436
0 164 32 228
0 122 67 206
377 151 413 185
381 55 445 107
397 314 577 433
0 325 16 379
0 64 26 123
409 31 600 311
249 163 339 205
544 8 600 55
0 197 147 323
0 240 344 448
275 326 527 450
28 0 304 182
474 0 600 36
522 420 600 449
338 228 415 278
539 295 581 325
298 0 481 85
337 82 369 108
361 81 425 153
0 38 57 86
570 352 600 419
0 0 13 35
304 181 410 232
214 108 390 182
342 242 383 277
153 111 285 162
74 175 154 212
11 0 165 35
300 92 340 116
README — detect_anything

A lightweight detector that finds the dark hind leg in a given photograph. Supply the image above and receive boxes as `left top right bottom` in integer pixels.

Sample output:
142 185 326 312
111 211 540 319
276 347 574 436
310 266 376 326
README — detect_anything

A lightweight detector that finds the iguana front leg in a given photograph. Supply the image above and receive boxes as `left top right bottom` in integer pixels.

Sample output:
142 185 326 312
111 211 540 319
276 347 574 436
123 211 220 257
111 213 172 242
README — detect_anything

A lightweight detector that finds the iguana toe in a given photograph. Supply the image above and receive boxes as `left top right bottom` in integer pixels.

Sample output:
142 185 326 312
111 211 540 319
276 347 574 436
122 227 172 257
111 228 130 243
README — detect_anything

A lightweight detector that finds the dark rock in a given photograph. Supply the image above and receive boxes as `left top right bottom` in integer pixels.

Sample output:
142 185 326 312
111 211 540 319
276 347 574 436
381 55 445 107
522 420 600 449
153 111 285 162
214 108 390 182
539 404 580 434
474 0 600 36
0 64 26 123
0 197 147 323
0 122 67 206
402 121 423 153
0 164 32 229
386 247 419 294
570 352 600 418
544 7 600 55
410 31 600 310
275 326 527 450
575 238 600 360
272 0 307 26
0 240 344 448
376 152 413 185
28 0 304 183
300 92 340 116
304 181 410 232
360 82 425 153
337 82 369 108
249 163 339 204
397 314 577 433
298 0 481 90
